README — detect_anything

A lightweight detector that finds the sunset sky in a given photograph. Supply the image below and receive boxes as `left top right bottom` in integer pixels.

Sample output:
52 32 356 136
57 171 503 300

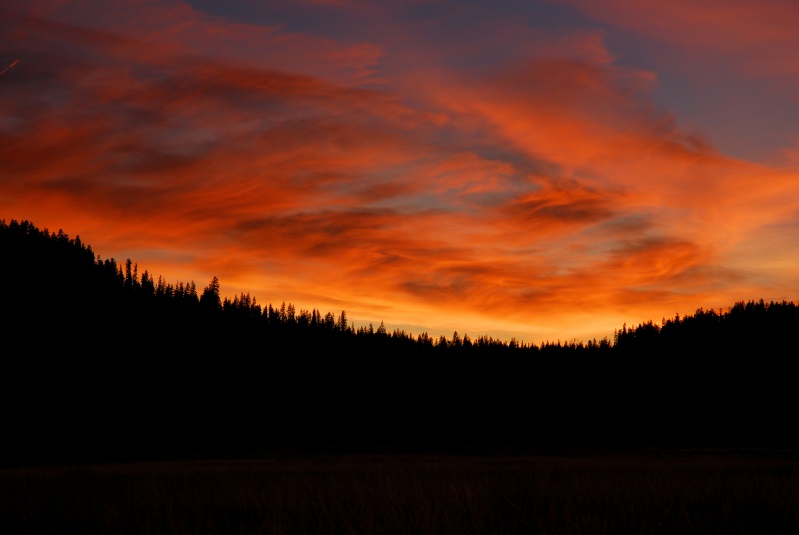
3 0 799 344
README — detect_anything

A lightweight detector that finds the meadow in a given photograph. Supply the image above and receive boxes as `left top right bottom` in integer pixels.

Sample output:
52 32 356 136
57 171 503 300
2 451 798 534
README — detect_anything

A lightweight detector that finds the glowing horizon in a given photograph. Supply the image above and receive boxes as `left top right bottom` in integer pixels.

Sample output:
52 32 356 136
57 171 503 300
2 0 799 345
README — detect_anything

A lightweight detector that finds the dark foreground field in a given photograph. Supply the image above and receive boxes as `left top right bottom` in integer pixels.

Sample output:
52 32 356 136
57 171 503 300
2 451 798 534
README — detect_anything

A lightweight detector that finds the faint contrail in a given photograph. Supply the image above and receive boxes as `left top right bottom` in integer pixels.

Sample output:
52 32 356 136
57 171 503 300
0 59 20 78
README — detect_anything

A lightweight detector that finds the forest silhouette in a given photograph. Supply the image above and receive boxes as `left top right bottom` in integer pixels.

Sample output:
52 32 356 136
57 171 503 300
1 218 796 463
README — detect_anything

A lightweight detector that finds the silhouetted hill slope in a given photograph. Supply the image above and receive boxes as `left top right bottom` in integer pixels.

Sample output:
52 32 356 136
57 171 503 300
1 218 797 463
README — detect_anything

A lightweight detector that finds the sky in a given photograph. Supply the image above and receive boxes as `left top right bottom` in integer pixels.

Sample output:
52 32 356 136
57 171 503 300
2 0 799 344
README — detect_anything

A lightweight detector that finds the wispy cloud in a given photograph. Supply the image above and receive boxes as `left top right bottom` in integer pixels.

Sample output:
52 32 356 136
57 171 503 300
3 0 799 342
555 0 799 79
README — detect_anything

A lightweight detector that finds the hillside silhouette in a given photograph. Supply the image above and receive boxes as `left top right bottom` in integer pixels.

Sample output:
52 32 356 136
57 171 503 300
1 218 796 463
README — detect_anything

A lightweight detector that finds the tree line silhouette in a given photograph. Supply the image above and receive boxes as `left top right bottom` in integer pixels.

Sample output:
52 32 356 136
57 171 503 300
1 218 797 463
2 218 606 355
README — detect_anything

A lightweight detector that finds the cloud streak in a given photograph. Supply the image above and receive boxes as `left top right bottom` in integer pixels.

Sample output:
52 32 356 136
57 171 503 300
3 0 799 343
556 0 799 79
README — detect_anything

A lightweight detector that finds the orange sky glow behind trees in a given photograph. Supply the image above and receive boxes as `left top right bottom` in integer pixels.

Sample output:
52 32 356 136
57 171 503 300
2 0 799 344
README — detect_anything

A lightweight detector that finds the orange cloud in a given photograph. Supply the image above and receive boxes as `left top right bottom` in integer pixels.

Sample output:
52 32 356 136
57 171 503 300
554 0 799 79
4 0 799 344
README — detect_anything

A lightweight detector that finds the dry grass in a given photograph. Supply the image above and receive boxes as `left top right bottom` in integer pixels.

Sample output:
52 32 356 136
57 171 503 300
2 452 798 534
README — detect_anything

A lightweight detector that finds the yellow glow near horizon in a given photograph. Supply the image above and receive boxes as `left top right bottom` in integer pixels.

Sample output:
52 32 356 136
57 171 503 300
3 1 799 344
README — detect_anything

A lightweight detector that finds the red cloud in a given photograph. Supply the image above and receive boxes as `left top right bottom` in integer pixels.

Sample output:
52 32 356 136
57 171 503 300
4 0 799 344
555 0 799 79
